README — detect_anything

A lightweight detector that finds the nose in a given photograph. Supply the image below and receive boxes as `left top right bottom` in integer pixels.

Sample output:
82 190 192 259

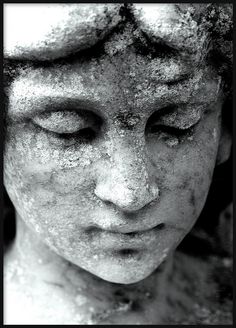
94 138 159 212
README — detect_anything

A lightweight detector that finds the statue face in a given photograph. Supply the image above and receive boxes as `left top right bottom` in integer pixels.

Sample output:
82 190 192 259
4 4 224 283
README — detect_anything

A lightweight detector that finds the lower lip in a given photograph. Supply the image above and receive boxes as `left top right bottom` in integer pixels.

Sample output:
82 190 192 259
87 223 166 249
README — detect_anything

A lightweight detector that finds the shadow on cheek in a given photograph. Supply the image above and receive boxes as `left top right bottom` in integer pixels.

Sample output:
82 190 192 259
189 189 197 216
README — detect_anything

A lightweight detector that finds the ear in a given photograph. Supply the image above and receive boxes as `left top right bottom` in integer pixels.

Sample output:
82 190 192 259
216 123 232 165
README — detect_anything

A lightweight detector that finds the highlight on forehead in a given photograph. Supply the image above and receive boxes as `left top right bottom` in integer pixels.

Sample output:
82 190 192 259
4 3 223 63
4 3 124 61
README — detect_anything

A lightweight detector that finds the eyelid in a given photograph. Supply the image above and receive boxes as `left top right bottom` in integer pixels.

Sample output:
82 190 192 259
153 105 202 130
32 110 94 134
158 116 201 130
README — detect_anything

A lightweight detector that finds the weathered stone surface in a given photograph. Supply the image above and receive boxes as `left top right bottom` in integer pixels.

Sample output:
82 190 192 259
3 3 232 325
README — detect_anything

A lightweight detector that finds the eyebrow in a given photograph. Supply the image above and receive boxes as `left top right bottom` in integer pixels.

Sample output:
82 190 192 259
4 48 192 96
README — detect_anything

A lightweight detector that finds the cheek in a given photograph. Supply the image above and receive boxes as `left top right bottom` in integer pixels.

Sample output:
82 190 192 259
164 159 212 229
3 124 100 237
148 116 220 231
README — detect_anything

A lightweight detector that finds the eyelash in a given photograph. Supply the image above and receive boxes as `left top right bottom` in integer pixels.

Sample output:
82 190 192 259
54 127 96 140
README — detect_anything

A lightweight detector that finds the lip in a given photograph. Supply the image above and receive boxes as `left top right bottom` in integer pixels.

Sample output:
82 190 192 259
86 222 165 235
103 222 165 235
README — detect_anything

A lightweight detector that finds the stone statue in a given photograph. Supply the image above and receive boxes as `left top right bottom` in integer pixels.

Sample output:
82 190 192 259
3 3 232 324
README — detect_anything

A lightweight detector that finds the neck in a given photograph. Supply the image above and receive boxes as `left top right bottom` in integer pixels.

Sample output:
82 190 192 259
9 213 173 324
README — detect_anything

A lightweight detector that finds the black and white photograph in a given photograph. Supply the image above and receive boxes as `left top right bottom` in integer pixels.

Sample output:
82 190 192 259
3 2 233 325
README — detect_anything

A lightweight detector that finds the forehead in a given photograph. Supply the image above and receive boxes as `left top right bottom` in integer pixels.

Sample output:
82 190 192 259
8 61 220 123
4 3 209 61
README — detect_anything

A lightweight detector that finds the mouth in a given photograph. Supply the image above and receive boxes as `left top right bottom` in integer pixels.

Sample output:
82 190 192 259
85 222 166 249
87 222 165 235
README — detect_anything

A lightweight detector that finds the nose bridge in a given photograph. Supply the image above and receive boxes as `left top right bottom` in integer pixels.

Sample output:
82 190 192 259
113 138 148 184
95 134 159 212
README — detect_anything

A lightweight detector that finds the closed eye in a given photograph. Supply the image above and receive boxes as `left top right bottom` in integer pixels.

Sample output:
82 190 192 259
146 104 201 139
31 109 102 145
159 109 201 130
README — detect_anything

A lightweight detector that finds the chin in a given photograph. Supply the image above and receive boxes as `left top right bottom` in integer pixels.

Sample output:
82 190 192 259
96 270 154 284
84 253 167 284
